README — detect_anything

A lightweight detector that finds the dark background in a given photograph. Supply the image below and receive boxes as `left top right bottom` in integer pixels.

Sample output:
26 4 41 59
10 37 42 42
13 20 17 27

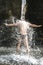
26 0 43 45
0 0 43 25
26 0 43 25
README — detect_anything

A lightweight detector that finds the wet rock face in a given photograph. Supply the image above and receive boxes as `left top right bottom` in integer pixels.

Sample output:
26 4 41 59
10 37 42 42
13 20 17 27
0 0 21 19
26 0 43 25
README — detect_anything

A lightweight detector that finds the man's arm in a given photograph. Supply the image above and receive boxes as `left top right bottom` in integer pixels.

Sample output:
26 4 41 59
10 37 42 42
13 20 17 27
29 23 42 27
4 23 17 27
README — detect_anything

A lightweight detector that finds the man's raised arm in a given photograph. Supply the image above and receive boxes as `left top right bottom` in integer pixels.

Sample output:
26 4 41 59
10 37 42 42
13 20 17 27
29 23 42 27
4 23 17 27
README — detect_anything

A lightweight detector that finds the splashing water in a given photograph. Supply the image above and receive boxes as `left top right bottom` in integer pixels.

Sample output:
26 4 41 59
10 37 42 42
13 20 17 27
0 47 43 65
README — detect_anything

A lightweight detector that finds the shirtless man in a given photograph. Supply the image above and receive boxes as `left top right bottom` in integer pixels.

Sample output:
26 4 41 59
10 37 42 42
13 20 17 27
4 20 42 52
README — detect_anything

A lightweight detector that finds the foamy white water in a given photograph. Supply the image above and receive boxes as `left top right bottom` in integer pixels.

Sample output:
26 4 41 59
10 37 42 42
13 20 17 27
0 53 43 65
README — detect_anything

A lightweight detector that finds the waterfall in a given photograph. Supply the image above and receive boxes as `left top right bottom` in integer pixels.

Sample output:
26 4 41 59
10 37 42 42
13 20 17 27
21 0 26 20
20 0 34 46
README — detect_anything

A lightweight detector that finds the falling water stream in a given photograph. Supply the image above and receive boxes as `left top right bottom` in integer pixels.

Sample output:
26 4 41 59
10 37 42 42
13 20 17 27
21 0 26 20
0 0 43 65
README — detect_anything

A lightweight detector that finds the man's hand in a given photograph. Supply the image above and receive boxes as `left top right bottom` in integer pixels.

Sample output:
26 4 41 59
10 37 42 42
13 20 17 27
38 25 42 27
3 23 17 27
4 23 8 26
